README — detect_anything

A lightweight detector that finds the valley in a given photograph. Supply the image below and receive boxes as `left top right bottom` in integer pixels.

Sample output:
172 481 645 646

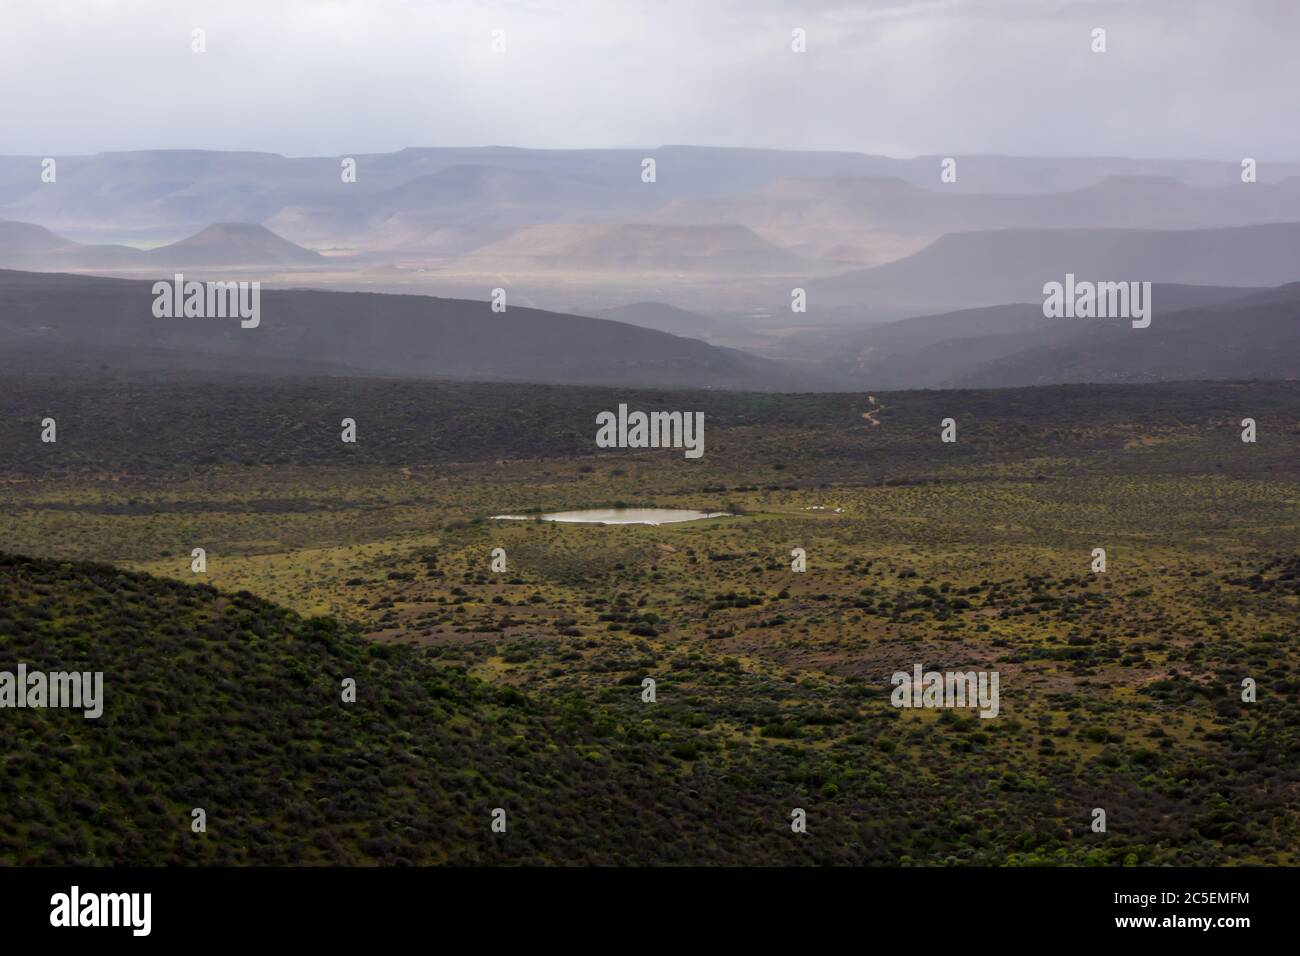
2 375 1296 865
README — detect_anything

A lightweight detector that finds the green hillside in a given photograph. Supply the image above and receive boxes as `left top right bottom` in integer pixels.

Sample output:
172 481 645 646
0 552 815 865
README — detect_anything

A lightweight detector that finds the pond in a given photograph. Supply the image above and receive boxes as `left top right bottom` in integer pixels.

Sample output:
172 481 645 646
489 508 729 526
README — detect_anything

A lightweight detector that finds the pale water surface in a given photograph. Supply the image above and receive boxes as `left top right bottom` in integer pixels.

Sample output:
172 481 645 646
490 508 729 525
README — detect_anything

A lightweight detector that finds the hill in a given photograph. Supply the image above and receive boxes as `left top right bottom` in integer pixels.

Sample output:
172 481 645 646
0 269 802 389
146 222 326 267
821 283 1287 388
0 552 814 865
0 218 76 257
950 283 1300 387
0 219 324 271
811 223 1300 318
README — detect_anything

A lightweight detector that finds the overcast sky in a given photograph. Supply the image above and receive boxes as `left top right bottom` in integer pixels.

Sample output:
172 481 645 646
2 0 1297 159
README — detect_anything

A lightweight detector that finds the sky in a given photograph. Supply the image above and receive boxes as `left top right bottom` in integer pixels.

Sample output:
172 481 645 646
2 0 1298 159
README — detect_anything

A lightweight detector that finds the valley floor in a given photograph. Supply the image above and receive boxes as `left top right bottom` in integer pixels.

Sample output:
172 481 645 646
1 376 1297 864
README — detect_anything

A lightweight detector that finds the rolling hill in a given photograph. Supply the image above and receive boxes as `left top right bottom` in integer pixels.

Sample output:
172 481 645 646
822 282 1300 388
0 552 820 865
949 283 1300 387
3 266 1292 390
810 223 1300 318
0 269 803 389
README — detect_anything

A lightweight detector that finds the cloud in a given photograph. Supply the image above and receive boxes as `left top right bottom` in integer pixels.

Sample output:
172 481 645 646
1 0 1296 158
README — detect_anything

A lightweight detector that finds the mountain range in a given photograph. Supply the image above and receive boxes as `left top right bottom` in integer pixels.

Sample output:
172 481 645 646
1 146 1296 389
1 267 1294 390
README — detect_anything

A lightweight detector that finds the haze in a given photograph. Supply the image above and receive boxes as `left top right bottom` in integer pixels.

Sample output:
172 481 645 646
3 0 1299 159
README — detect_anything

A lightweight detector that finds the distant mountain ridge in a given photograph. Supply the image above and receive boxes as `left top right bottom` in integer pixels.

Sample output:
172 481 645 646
811 222 1300 319
4 147 1299 246
652 174 1300 265
453 223 814 273
3 147 1299 388
0 219 324 272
